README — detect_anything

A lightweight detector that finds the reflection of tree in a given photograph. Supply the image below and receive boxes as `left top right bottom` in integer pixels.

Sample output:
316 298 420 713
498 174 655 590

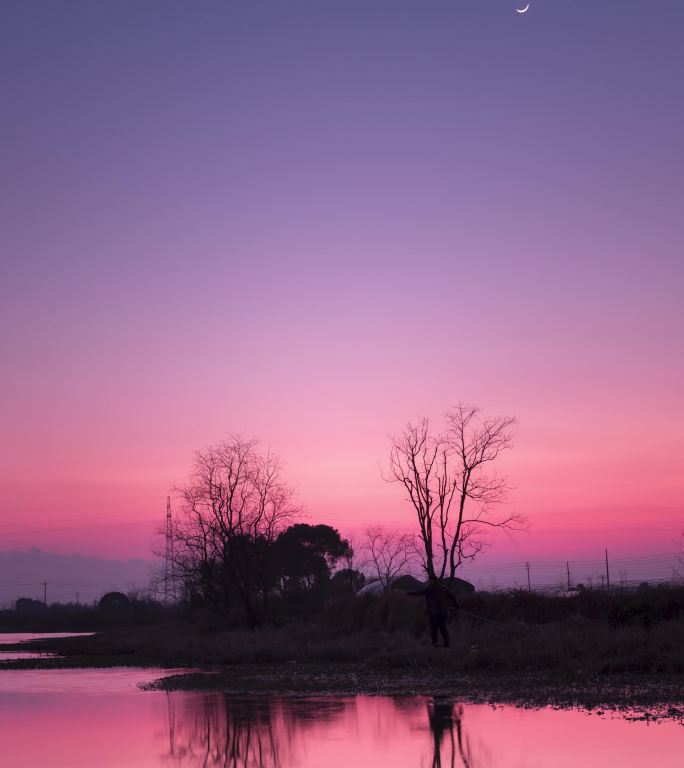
161 692 486 767
427 698 473 768
162 693 347 768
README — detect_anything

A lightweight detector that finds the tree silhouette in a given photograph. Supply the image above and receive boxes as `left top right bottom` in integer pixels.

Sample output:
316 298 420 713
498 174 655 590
171 436 298 625
361 525 415 592
388 404 525 578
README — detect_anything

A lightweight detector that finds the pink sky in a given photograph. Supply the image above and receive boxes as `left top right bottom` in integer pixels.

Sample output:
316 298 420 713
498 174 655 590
1 2 682 564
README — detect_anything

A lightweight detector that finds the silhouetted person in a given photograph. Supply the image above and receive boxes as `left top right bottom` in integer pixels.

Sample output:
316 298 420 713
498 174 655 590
410 575 459 647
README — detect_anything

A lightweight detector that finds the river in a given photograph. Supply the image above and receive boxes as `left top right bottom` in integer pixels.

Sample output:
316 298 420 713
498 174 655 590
0 634 681 766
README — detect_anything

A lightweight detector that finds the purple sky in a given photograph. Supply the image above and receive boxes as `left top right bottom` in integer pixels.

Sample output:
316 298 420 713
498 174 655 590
1 1 682 563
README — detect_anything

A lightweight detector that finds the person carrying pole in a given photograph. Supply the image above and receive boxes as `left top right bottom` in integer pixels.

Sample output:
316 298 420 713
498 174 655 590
409 574 459 648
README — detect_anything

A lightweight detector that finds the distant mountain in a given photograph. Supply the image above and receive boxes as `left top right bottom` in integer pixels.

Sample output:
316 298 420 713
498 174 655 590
0 548 154 607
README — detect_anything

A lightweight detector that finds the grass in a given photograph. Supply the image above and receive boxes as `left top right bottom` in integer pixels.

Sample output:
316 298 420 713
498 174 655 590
3 588 682 718
4 587 683 676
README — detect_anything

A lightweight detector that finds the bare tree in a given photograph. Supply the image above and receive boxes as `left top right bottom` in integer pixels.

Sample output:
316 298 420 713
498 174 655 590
336 532 365 594
361 525 414 592
388 419 452 580
171 435 298 624
388 404 525 579
444 403 524 574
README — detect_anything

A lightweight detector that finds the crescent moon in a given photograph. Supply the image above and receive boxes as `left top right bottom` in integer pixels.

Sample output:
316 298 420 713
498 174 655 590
516 3 530 11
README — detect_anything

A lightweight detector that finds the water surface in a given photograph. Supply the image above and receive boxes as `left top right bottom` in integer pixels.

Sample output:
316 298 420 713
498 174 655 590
0 631 94 661
0 667 680 767
0 632 94 644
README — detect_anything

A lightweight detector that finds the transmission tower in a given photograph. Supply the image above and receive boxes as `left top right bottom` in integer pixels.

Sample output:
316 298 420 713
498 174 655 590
164 496 174 603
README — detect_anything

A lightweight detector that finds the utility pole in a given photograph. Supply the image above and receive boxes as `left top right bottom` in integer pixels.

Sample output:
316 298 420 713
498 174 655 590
43 579 47 606
605 548 610 591
566 561 571 591
525 562 531 591
164 496 174 603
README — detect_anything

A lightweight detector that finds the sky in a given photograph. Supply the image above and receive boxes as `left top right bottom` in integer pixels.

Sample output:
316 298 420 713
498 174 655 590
1 1 682 568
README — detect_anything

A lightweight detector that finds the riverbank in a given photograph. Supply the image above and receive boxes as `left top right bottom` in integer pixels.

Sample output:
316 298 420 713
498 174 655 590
149 664 684 722
2 615 683 718
3 601 684 671
3 608 684 670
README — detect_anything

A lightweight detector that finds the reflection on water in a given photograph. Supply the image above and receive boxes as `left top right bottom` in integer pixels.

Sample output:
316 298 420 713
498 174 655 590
0 632 95 662
0 666 182 695
427 698 471 768
0 632 94 644
163 694 476 768
164 695 347 767
162 694 482 768
0 668 681 767
158 691 682 768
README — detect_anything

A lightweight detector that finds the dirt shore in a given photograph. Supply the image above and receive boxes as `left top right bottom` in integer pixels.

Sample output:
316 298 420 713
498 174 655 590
2 631 682 723
146 664 684 721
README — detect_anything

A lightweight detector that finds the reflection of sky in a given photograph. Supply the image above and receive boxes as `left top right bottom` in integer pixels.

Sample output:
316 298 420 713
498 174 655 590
0 682 682 767
0 633 96 660
1 2 683 559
